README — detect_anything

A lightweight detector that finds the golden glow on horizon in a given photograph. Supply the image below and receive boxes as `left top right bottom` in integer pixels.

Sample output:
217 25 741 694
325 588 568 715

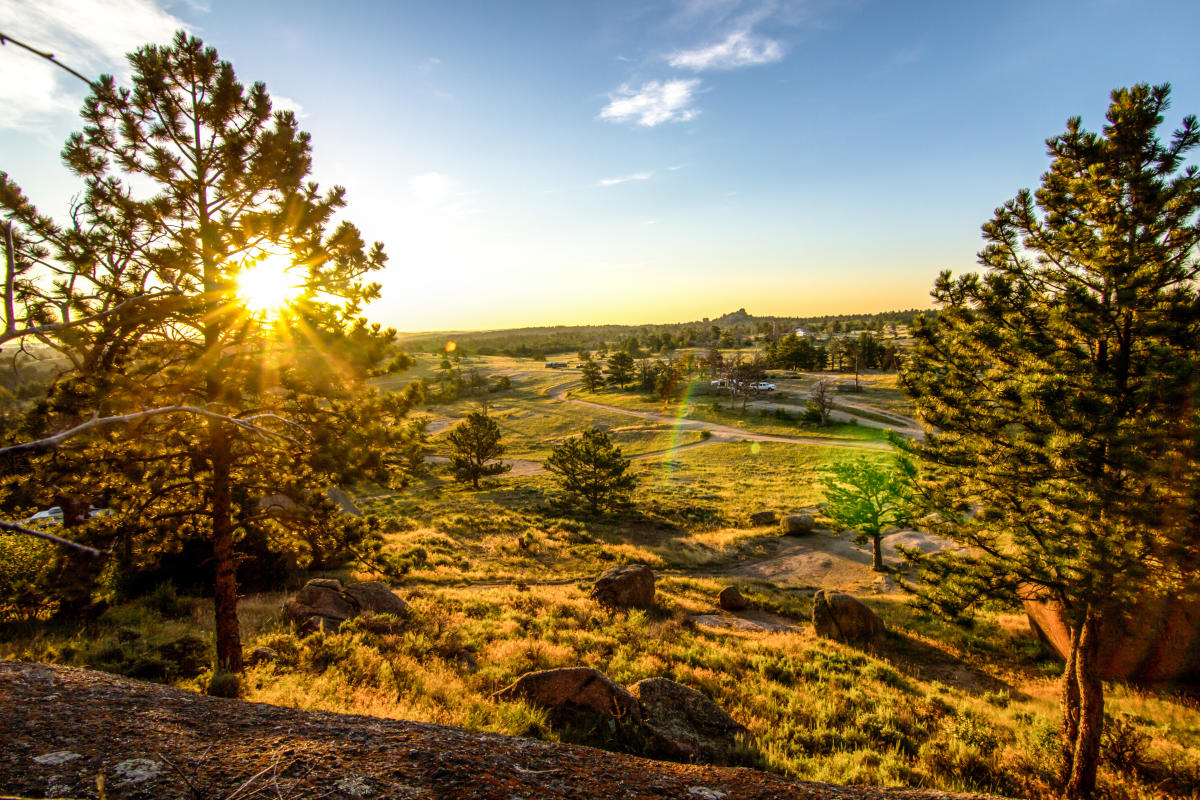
237 251 302 314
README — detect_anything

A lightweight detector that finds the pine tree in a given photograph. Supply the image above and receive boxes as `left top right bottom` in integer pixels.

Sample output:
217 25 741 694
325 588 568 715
901 84 1200 798
580 358 604 392
605 350 634 387
1 32 419 673
544 427 636 514
447 411 510 489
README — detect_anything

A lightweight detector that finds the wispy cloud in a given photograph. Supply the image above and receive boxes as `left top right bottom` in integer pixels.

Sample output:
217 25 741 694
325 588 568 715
598 79 701 127
0 0 188 131
667 29 783 70
408 172 477 216
598 171 654 187
271 95 307 118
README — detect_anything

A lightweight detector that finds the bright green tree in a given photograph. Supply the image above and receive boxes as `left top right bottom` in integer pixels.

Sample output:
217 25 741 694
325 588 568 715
544 427 636 514
900 84 1200 798
820 455 911 572
605 350 635 387
447 411 510 489
0 32 419 674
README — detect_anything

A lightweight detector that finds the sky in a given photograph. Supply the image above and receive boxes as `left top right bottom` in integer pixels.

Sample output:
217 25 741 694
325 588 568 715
2 0 1199 332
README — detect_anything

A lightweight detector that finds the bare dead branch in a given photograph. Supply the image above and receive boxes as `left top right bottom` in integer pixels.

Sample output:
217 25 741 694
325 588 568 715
0 519 102 556
0 406 304 455
0 289 182 347
0 31 96 88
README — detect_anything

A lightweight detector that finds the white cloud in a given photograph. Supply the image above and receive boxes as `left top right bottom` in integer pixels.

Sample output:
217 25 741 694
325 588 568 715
271 95 307 118
0 0 188 130
668 30 783 70
599 171 654 187
598 79 701 127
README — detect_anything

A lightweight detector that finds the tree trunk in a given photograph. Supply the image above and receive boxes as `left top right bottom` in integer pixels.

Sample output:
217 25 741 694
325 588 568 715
1061 611 1104 798
871 535 884 572
1065 612 1105 798
210 421 243 673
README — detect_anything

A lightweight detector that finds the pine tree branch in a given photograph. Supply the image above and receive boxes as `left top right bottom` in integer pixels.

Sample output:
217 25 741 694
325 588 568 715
0 406 304 454
0 520 102 556
0 31 96 89
0 289 181 346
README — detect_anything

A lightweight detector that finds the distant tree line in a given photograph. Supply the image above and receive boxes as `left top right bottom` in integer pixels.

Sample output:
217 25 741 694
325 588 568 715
397 308 929 360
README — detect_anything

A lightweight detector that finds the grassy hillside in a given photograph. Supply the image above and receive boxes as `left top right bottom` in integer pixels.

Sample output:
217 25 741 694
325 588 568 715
3 353 1198 800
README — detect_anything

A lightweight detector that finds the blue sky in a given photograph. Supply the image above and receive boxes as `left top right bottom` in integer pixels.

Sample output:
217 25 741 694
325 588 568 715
2 0 1199 331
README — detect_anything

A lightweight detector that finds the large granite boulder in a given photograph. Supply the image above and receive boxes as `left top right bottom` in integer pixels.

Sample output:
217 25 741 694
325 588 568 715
283 579 409 632
629 678 748 765
1023 590 1200 683
812 590 884 642
492 667 641 722
781 514 815 535
591 564 655 609
343 581 410 616
494 668 748 766
718 586 747 611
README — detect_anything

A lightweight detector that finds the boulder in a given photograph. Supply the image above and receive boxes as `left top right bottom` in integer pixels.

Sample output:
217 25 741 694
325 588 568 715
781 514 815 535
748 510 777 526
717 586 747 611
629 678 748 765
283 579 357 628
283 579 408 631
1023 590 1200 683
591 564 655 609
492 667 641 723
812 589 884 642
343 581 410 617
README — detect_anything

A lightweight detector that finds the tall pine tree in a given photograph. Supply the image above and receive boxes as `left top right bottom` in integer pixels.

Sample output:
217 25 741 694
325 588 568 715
901 84 1200 798
1 32 421 673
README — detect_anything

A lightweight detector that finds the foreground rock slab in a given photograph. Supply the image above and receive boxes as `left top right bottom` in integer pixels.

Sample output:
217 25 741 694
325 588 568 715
1 660 998 800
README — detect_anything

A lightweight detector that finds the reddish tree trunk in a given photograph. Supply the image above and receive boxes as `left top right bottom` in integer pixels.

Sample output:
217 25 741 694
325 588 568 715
871 535 884 572
1065 612 1104 798
210 422 243 673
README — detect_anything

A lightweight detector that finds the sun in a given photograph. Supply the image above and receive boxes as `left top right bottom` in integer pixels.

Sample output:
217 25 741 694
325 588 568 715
236 251 302 314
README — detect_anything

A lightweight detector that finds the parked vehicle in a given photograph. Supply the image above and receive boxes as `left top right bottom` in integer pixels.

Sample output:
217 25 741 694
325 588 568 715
26 506 111 526
751 382 776 391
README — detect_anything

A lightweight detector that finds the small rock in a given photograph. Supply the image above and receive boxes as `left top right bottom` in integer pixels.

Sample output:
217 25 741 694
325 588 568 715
780 514 815 535
717 586 747 611
812 589 884 642
34 751 80 766
687 788 728 800
748 510 777 526
244 646 279 666
590 564 655 609
327 486 362 517
113 758 163 785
